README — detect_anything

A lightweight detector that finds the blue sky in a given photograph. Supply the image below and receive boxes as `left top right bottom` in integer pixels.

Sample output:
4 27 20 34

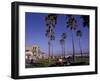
25 12 89 56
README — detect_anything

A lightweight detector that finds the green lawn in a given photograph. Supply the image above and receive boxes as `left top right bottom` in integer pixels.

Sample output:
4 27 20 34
26 56 89 68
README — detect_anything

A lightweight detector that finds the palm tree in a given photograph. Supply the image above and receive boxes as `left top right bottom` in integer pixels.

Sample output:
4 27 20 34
45 27 52 60
81 15 89 28
60 33 66 58
62 33 66 58
45 14 57 61
76 30 83 62
60 39 64 57
66 15 77 62
50 31 55 58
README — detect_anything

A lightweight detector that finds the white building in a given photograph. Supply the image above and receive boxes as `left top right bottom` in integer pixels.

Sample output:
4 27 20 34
25 45 47 62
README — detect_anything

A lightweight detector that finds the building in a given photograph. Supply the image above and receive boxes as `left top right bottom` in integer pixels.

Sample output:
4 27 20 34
25 45 47 62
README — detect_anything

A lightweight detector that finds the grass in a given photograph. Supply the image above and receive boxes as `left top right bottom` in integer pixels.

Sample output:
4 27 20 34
26 56 89 68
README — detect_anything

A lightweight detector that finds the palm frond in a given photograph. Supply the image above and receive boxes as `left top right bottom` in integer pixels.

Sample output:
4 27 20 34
76 30 82 37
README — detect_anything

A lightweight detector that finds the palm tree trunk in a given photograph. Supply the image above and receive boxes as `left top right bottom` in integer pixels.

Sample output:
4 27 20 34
52 42 53 58
79 37 83 62
61 44 63 57
63 44 64 58
64 41 66 58
72 30 75 62
48 39 51 63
